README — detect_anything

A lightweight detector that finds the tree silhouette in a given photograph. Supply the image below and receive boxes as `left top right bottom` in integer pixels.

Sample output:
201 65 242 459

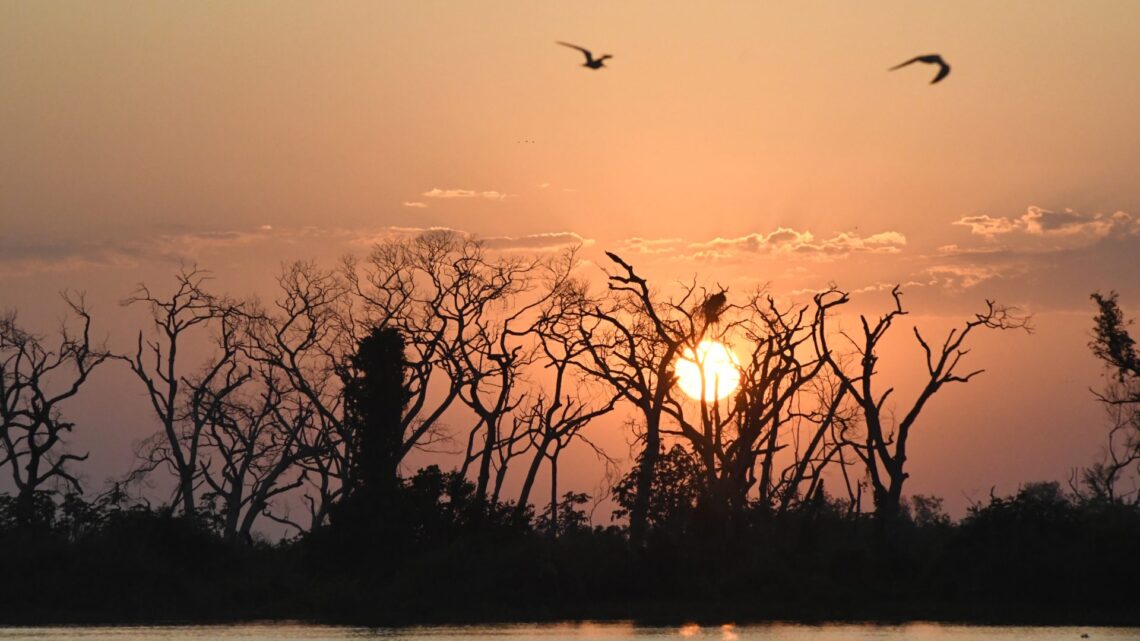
120 268 224 520
823 287 1031 522
342 326 409 497
0 294 107 528
1081 292 1140 503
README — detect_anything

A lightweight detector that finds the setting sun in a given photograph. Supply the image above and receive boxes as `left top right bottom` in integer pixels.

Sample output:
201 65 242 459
675 340 741 401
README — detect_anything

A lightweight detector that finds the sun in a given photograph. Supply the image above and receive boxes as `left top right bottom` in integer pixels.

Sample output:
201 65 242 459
675 340 741 401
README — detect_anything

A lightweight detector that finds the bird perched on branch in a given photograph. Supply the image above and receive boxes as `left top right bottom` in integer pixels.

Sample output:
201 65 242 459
701 290 727 324
889 54 951 84
556 41 612 69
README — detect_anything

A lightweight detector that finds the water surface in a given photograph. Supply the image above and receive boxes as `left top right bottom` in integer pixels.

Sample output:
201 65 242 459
0 623 1132 641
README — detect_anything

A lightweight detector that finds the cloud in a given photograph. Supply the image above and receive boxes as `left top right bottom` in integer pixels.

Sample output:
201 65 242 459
481 232 593 251
952 215 1021 239
682 227 906 261
921 264 1020 291
953 207 1139 242
402 201 428 208
422 188 513 200
615 237 686 255
0 224 601 277
0 227 285 277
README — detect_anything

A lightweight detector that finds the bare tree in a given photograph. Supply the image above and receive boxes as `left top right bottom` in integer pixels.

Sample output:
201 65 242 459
187 309 312 542
512 277 617 525
346 231 472 466
349 232 583 509
823 287 1031 521
242 261 352 529
120 267 227 519
672 288 851 519
0 294 107 527
572 252 706 544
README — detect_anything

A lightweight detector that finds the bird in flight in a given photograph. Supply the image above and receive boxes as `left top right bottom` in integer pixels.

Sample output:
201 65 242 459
889 54 951 84
556 42 612 69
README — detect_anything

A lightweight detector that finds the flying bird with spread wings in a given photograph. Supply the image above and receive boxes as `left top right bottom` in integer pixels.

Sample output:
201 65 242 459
556 41 612 69
889 54 951 84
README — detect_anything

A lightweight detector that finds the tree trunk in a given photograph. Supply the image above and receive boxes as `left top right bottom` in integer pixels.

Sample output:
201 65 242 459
629 413 659 546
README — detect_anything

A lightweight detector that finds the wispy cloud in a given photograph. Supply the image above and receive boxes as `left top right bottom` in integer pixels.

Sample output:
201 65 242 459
954 207 1139 243
0 227 286 277
422 188 514 200
402 201 428 208
682 228 907 261
920 264 1024 292
0 225 599 277
615 237 686 255
481 232 592 251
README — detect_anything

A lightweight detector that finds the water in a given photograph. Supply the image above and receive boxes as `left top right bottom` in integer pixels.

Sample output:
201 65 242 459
0 623 1132 641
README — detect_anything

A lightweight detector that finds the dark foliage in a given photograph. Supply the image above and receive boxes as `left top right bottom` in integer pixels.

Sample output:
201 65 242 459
4 477 1140 626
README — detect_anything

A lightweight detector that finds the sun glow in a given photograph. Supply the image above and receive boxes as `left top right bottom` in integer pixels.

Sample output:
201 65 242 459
675 340 741 401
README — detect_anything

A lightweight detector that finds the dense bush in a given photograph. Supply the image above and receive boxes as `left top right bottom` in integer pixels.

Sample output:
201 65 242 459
4 478 1139 626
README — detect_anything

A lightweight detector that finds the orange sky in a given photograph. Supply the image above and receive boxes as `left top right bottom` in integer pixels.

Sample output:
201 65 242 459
2 2 1139 519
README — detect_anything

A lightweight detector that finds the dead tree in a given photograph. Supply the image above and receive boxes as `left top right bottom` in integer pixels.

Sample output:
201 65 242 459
120 268 228 519
242 261 352 529
349 232 578 508
823 286 1031 521
657 287 851 523
188 309 311 542
573 252 706 544
512 277 618 525
0 294 107 528
346 233 463 464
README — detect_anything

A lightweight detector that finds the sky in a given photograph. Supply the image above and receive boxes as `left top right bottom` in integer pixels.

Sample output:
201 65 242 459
2 2 1139 519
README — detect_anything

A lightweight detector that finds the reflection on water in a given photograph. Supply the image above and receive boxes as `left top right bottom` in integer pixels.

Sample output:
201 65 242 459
0 623 1135 641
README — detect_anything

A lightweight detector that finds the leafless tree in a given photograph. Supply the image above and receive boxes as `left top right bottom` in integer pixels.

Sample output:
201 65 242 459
1076 388 1140 504
571 252 708 544
186 308 312 542
644 286 854 525
512 277 618 525
241 261 352 529
823 287 1031 521
0 294 108 527
120 267 230 519
349 232 584 509
346 231 471 466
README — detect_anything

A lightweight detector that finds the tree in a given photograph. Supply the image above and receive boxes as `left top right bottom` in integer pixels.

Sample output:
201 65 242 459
0 294 107 528
576 254 853 536
1080 292 1140 503
612 444 702 534
513 276 617 526
573 252 703 544
659 287 851 524
824 287 1031 521
243 260 353 529
1090 292 1140 387
120 268 224 519
342 326 409 497
349 232 586 513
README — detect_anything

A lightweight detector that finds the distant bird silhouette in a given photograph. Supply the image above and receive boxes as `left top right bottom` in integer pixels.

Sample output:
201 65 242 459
701 290 727 324
556 42 612 69
889 54 951 84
